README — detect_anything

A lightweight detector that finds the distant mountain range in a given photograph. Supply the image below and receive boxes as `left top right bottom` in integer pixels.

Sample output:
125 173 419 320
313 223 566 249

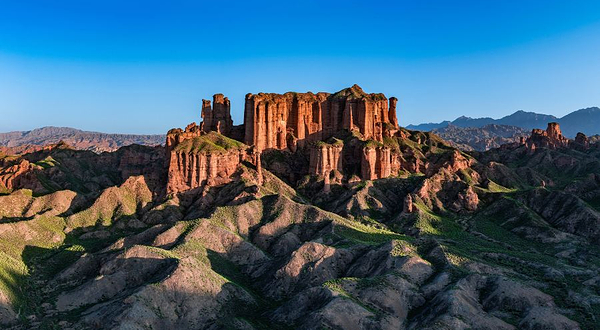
407 107 600 138
0 126 165 153
431 124 529 151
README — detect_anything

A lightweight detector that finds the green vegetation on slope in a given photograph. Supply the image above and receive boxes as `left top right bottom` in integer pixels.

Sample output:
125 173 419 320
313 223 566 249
174 132 246 154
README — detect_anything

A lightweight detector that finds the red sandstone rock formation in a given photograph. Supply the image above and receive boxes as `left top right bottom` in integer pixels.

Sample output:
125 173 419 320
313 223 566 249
361 145 392 180
308 140 343 177
166 132 247 194
526 122 569 150
168 85 409 187
0 159 35 191
201 94 234 136
403 194 415 213
243 85 398 152
572 132 590 150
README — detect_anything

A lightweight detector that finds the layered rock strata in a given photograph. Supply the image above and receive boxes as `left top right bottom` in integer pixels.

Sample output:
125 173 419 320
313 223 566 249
361 145 393 180
243 84 398 152
308 140 344 177
527 122 569 150
165 130 247 194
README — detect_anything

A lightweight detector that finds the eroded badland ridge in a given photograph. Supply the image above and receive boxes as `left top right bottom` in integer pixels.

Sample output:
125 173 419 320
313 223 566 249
0 85 600 329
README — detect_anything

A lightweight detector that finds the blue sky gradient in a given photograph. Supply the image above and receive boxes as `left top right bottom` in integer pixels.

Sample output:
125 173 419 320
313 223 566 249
2 0 600 133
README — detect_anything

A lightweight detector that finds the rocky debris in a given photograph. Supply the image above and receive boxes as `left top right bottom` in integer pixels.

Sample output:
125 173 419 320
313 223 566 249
519 188 600 244
0 290 17 326
78 255 256 329
266 242 354 299
409 274 515 329
55 245 177 312
519 307 581 330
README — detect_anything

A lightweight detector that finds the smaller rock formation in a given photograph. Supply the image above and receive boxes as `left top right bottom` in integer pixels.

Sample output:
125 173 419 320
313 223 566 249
309 140 343 177
527 122 569 150
403 194 415 213
572 132 590 150
361 144 392 180
166 123 201 155
200 94 234 136
0 159 35 191
165 131 248 194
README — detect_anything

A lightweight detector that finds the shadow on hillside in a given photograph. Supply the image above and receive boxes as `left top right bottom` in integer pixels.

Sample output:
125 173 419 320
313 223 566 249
11 220 284 328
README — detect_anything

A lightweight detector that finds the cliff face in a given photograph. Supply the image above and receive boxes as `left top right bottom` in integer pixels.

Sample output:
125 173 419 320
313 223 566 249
308 140 343 177
167 85 407 192
243 85 397 152
166 132 247 194
361 146 392 180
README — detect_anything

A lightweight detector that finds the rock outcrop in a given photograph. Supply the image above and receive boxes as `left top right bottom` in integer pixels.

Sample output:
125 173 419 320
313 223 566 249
166 123 202 155
0 159 37 191
243 84 398 152
573 132 590 150
165 131 247 194
527 122 569 150
165 85 404 187
361 145 392 180
308 140 343 177
200 94 234 136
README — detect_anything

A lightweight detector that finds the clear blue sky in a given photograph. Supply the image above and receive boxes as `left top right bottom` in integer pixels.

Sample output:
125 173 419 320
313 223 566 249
2 1 600 134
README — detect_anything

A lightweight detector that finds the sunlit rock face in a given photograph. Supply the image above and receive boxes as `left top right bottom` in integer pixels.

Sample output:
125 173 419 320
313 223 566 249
243 84 398 152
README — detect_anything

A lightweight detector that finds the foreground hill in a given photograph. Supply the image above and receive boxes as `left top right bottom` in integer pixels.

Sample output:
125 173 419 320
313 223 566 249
0 127 165 153
408 107 600 138
0 86 599 329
